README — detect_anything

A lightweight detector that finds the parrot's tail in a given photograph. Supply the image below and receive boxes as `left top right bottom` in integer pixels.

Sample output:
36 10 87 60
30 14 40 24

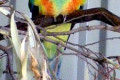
49 56 62 78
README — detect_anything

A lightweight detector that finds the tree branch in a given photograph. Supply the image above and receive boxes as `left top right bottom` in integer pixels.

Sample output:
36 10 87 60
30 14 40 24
32 8 120 27
0 45 18 80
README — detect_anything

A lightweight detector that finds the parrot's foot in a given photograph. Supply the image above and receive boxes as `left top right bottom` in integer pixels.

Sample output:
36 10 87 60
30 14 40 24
63 16 67 23
54 17 57 22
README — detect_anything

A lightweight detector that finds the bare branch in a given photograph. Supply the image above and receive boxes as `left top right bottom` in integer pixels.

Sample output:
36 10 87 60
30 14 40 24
0 45 18 80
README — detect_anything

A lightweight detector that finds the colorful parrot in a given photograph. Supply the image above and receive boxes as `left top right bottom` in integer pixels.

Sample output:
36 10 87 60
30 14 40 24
29 0 85 78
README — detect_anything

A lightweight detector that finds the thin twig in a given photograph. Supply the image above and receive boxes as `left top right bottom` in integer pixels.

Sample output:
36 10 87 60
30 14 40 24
0 45 18 80
85 36 120 46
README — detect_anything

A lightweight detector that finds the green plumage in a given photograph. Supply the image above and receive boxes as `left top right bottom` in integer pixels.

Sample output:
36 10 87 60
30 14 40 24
43 23 71 60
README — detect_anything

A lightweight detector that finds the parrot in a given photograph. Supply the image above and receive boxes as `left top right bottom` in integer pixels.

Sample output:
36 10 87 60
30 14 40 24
28 0 86 78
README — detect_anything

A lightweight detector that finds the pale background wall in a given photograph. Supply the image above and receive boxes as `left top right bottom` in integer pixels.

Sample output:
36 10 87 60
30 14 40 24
106 0 120 79
0 0 120 80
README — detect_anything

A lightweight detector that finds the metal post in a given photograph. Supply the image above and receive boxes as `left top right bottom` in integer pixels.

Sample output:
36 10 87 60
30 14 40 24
98 0 108 80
